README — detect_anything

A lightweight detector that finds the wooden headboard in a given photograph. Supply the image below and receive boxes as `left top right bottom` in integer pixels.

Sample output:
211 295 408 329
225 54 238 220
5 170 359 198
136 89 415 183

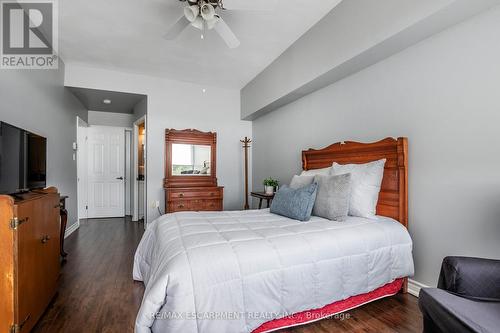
302 137 408 228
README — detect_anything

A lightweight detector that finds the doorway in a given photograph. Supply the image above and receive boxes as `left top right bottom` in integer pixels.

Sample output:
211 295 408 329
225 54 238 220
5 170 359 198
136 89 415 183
87 126 127 218
69 87 147 221
133 116 146 223
77 124 135 220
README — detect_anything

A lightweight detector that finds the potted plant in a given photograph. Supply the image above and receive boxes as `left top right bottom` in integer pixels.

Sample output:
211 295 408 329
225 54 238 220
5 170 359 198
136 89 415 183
263 178 279 195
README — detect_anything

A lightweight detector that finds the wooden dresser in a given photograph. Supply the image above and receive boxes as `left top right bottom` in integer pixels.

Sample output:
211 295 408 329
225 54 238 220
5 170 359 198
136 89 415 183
164 129 224 213
0 188 60 333
166 187 223 212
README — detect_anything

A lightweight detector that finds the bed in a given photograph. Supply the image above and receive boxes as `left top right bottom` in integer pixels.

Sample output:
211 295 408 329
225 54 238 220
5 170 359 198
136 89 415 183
133 137 414 333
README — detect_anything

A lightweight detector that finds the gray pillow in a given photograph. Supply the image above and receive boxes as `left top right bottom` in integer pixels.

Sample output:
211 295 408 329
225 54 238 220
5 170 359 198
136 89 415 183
312 174 352 221
270 183 318 221
289 175 315 189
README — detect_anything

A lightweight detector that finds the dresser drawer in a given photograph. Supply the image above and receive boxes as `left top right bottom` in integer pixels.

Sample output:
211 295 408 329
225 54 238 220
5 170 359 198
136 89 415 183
167 199 222 212
167 187 223 200
167 201 191 212
165 187 224 213
201 199 222 211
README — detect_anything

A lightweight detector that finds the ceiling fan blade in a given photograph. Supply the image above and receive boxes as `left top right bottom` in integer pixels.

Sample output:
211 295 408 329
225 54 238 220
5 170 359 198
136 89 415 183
221 0 278 11
164 15 190 40
214 18 240 48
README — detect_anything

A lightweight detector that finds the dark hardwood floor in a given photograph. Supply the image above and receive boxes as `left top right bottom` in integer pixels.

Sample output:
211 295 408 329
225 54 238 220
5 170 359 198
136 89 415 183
277 293 422 333
33 217 145 333
33 217 422 333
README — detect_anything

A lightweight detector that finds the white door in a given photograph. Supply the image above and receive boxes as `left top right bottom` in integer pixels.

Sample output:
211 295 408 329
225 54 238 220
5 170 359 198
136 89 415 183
87 126 125 218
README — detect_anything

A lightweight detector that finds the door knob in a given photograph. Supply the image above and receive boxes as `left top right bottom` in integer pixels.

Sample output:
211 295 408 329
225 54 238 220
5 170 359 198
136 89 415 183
116 177 124 180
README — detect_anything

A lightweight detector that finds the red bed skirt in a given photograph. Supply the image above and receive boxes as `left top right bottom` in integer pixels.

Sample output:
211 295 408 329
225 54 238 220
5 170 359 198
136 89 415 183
253 278 404 333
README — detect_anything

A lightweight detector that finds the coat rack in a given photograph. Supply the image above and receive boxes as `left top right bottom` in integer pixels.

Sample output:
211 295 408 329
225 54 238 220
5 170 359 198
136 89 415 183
240 137 252 210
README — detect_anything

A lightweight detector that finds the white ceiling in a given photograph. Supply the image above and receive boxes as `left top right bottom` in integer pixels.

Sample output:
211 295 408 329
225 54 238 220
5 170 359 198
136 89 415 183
59 0 342 89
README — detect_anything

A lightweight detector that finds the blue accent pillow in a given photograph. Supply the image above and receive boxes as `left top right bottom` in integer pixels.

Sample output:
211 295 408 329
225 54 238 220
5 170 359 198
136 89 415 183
270 183 318 221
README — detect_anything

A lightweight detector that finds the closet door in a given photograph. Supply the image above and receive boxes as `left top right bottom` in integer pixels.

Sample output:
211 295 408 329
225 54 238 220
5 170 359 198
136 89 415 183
0 196 15 333
43 193 61 295
16 199 44 333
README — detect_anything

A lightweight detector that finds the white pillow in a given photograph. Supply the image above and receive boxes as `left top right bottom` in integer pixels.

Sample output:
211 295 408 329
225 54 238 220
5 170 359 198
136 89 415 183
300 166 331 176
289 175 315 189
330 159 386 218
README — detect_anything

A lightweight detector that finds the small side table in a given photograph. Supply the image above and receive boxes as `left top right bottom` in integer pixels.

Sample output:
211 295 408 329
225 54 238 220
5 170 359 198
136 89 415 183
59 195 68 258
251 192 275 209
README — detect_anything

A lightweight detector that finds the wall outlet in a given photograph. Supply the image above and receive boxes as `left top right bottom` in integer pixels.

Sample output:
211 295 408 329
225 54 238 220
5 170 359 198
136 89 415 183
152 200 160 208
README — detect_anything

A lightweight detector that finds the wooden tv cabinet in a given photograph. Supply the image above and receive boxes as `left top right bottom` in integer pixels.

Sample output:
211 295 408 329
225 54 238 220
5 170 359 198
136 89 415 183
0 187 61 333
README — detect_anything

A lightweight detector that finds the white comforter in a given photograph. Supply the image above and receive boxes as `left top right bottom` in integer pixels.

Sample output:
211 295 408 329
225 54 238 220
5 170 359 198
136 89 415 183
133 209 414 333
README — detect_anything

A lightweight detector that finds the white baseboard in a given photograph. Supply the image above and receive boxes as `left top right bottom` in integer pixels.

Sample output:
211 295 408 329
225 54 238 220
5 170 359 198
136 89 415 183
64 220 80 238
408 278 429 297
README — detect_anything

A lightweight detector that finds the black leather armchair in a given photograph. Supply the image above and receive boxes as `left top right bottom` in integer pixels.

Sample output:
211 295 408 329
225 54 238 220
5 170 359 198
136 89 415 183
418 257 500 333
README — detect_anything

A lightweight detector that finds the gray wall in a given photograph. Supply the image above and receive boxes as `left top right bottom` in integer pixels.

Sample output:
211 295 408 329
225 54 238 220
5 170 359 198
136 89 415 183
88 110 135 127
252 6 500 287
241 0 500 120
64 65 252 222
0 62 87 228
242 0 456 119
133 97 147 120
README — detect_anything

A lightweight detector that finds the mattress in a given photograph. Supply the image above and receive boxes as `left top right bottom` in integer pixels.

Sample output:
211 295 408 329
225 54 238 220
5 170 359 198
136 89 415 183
133 209 414 333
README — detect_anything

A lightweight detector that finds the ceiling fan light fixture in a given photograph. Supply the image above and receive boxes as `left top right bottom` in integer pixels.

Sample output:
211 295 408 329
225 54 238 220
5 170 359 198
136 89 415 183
191 16 204 30
200 3 215 21
206 14 220 30
184 5 199 22
164 0 240 49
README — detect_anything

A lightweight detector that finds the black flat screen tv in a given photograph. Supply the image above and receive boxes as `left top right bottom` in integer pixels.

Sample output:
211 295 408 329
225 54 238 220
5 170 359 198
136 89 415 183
0 121 47 195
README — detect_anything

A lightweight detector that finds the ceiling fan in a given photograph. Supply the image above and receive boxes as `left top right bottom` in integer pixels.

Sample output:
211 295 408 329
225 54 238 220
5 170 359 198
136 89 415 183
164 0 277 49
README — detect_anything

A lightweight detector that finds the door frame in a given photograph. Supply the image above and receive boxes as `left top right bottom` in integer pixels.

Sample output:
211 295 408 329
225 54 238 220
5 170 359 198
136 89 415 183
76 116 89 221
125 129 133 216
132 115 147 223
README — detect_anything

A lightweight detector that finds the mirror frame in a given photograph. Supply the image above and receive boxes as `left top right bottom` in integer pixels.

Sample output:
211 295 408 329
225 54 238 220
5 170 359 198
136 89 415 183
164 129 218 188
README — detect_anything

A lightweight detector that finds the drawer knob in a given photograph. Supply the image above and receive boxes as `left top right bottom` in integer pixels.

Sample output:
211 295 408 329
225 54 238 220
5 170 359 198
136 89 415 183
179 193 184 197
210 192 214 196
178 204 184 208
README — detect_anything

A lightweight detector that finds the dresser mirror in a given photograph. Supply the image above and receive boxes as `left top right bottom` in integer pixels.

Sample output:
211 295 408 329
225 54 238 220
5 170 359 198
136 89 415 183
164 129 223 213
171 144 211 176
164 129 218 189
